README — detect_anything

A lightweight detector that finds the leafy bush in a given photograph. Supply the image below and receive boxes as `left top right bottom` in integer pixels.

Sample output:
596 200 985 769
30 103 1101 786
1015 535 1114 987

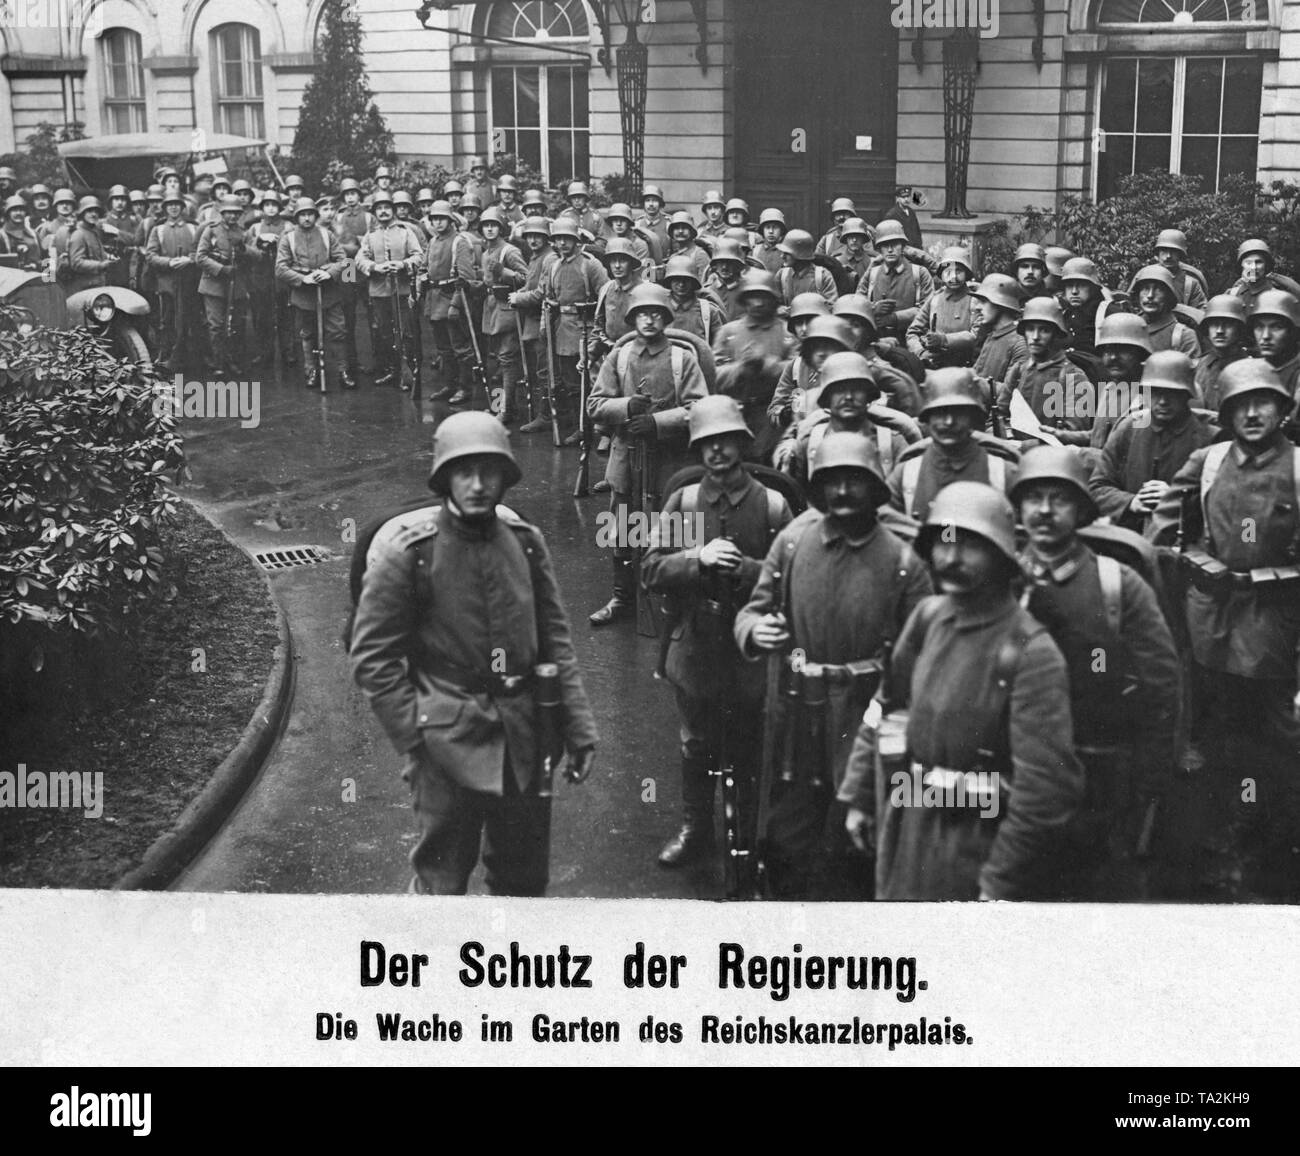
0 121 87 189
0 306 185 643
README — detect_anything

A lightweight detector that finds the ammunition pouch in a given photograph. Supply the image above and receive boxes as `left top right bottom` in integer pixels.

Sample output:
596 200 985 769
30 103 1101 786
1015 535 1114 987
1179 549 1300 601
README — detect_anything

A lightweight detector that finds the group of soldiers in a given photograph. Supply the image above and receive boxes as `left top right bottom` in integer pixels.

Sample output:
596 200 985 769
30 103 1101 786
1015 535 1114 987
341 158 1300 904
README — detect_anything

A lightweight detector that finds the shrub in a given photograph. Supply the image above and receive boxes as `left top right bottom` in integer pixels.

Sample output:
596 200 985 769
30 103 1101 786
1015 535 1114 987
0 306 185 647
0 121 87 189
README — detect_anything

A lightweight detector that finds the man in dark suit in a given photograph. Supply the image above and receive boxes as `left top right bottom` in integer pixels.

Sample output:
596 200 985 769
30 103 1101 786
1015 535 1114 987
876 185 924 249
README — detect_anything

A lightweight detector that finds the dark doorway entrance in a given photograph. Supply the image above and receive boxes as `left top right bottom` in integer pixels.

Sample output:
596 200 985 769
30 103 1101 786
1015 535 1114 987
734 0 899 236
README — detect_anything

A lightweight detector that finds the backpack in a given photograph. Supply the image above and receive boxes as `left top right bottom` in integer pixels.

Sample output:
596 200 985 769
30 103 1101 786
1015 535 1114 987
900 448 1008 518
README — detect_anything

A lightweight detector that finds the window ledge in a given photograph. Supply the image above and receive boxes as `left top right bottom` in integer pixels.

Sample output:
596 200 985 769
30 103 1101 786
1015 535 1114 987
1 53 88 78
1065 28 1280 54
144 55 199 75
267 52 320 73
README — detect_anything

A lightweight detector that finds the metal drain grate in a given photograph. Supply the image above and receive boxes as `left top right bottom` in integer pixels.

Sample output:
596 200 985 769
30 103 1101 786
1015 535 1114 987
253 546 331 571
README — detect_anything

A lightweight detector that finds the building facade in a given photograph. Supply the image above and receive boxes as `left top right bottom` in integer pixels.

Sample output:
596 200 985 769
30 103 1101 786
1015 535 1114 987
2 0 1297 230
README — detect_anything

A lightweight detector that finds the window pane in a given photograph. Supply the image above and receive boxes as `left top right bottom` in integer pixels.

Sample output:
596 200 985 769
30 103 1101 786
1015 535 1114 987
548 67 571 128
517 128 542 172
1181 136 1219 189
516 67 540 127
1219 136 1258 187
1221 57 1262 134
1099 134 1134 199
1100 59 1137 134
549 133 574 184
1134 58 1174 134
1133 134 1171 173
573 131 589 179
1183 58 1223 135
572 68 588 125
492 69 515 126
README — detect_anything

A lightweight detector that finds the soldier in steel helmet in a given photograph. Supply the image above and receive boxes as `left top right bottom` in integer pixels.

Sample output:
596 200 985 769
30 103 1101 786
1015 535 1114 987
1194 295 1248 411
1225 239 1300 313
1249 290 1300 399
906 246 978 369
662 253 724 344
1012 447 1180 899
196 195 254 376
777 228 837 308
767 315 855 444
832 218 875 287
970 273 1028 399
591 237 646 355
1088 312 1153 451
1152 359 1300 896
357 189 424 389
144 189 201 374
350 412 597 896
332 177 374 380
1011 242 1052 302
815 197 862 262
0 194 42 271
735 430 932 899
1130 265 1200 357
996 296 1096 446
463 155 495 210
65 196 115 296
1151 228 1207 310
641 395 794 870
839 481 1084 900
704 237 747 323
877 185 924 248
857 219 933 342
276 197 352 390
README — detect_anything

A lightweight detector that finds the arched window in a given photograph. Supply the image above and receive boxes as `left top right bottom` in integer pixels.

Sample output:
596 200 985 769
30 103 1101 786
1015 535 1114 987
1094 1 1265 196
485 2 590 184
102 28 146 133
211 23 265 138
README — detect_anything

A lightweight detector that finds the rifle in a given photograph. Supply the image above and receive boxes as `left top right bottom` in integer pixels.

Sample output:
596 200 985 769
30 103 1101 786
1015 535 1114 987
224 267 236 371
632 377 663 639
457 285 489 411
533 662 563 799
573 311 593 498
389 271 415 392
314 282 327 393
515 308 534 425
262 237 280 377
541 301 563 447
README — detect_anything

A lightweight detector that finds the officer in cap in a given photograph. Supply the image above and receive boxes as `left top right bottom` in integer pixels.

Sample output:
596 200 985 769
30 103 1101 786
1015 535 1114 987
888 367 1019 520
1013 446 1180 899
1249 289 1300 397
144 188 201 373
754 207 788 274
907 246 977 368
1195 295 1248 409
877 184 924 248
840 481 1084 900
586 282 708 625
1152 228 1208 309
642 395 795 869
971 273 1028 396
197 195 253 375
276 197 351 389
857 219 934 339
1091 350 1216 534
1152 359 1300 896
1130 264 1200 356
736 430 932 899
350 411 597 896
333 177 374 379
65 195 115 295
997 296 1096 446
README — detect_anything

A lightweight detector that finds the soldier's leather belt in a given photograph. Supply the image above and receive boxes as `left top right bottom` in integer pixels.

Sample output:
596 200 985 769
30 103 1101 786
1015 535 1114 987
1179 549 1300 592
783 655 884 687
426 661 534 696
546 303 598 315
911 762 1004 807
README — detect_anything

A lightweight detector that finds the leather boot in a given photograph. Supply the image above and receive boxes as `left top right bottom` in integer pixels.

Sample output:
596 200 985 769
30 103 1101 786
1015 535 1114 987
658 755 717 867
589 557 635 627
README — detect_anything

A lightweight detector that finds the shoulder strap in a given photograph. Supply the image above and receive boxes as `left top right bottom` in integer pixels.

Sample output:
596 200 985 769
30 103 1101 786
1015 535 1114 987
286 229 297 263
670 344 685 391
617 342 633 385
1200 441 1232 506
679 483 701 516
1097 554 1123 637
902 456 922 517
987 454 1006 493
764 487 784 536
866 264 881 296
877 425 895 477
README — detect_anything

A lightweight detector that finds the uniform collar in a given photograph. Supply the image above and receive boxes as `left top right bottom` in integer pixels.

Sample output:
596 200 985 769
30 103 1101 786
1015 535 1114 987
819 515 879 550
1232 433 1288 468
1028 350 1067 370
700 468 752 507
945 589 1019 631
1022 538 1088 584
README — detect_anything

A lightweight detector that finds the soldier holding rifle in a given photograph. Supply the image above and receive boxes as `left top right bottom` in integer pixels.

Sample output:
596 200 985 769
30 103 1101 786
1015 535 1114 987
349 413 597 896
357 190 423 389
196 195 252 377
276 197 352 390
144 190 199 375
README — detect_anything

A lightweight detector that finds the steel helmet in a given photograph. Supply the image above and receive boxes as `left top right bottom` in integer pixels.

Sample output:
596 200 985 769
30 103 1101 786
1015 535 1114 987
709 237 745 266
428 411 521 494
369 189 394 207
605 202 634 223
1014 242 1047 267
663 254 702 288
53 187 77 207
874 219 908 247
701 189 725 209
919 367 988 417
1095 312 1153 354
30 183 51 198
758 207 787 229
461 194 485 213
162 189 187 207
293 197 319 218
442 179 464 195
427 199 454 219
1237 238 1272 267
566 180 590 198
972 273 1023 313
724 227 752 249
832 293 878 334
1010 445 1098 525
1017 296 1070 337
521 215 551 237
1130 264 1177 297
3 194 27 214
76 195 103 217
777 228 816 261
600 237 641 265
478 205 506 226
218 196 242 214
211 176 232 191
392 190 415 208
724 197 750 217
107 184 129 200
917 481 1019 566
1215 357 1293 422
522 188 547 210
623 282 675 326
1139 349 1197 395
1060 256 1103 288
830 196 857 216
146 185 165 201
155 166 179 182
285 174 304 189
260 187 282 204
799 315 854 353
808 430 889 503
642 184 665 202
1200 294 1248 330
375 165 393 179
496 174 519 192
127 188 145 203
192 171 214 185
1045 246 1074 278
547 216 580 242
839 217 872 241
688 394 751 446
1154 228 1188 256
668 211 698 237
736 269 780 302
816 352 880 406
1249 289 1300 329
938 246 973 276
231 179 253 195
788 292 832 325
416 187 435 203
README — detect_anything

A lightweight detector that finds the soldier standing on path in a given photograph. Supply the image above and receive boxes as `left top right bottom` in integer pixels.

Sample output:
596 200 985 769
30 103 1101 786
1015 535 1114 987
357 190 424 390
275 197 352 390
839 482 1084 901
144 190 200 375
477 206 529 425
246 187 294 369
510 217 560 434
65 197 115 296
735 431 932 899
349 413 598 896
422 199 477 404
642 395 794 869
196 196 253 377
333 177 373 379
